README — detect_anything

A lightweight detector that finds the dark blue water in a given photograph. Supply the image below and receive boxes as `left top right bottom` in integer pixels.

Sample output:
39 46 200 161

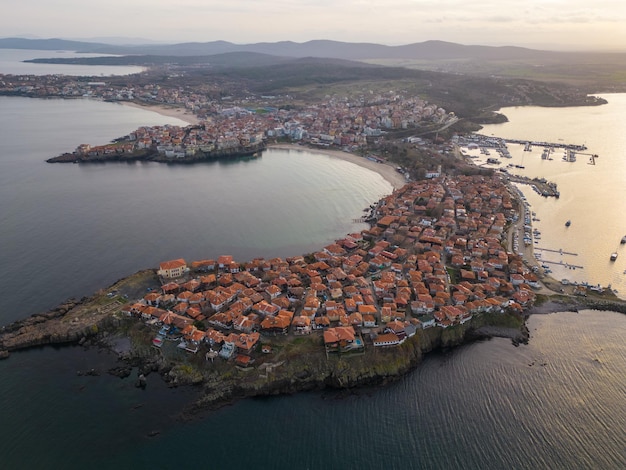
1 96 625 470
1 311 624 469
0 96 390 323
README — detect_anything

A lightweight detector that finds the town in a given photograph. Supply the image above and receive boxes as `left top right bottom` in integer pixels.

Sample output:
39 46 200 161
1 72 457 164
117 173 537 370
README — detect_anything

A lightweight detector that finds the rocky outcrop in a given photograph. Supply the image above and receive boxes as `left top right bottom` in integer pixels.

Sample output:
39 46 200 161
0 270 157 353
0 298 99 351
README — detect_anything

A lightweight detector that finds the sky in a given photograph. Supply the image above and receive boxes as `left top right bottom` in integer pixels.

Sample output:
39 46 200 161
6 0 626 51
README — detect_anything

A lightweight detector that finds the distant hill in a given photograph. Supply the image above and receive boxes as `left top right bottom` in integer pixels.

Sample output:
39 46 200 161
0 37 557 60
5 36 626 91
25 51 292 68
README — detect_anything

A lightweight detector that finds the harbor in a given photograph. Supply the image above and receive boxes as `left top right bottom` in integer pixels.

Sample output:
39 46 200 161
458 134 600 168
456 132 608 199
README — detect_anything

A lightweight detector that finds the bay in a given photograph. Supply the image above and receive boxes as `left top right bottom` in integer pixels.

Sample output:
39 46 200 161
0 95 391 324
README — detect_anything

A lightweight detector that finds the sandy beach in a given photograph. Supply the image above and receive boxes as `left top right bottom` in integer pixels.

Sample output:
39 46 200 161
120 101 201 125
269 143 408 190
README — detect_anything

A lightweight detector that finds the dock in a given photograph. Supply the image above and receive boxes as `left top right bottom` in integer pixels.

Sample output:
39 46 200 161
505 175 560 197
540 259 584 269
534 247 578 256
505 138 587 152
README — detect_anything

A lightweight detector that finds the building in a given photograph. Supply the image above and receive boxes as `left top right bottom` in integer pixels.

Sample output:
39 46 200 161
158 259 188 279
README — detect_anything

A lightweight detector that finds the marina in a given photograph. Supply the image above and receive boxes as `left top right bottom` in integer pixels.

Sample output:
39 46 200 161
459 134 600 166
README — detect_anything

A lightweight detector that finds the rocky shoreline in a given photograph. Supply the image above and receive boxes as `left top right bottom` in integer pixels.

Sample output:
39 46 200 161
46 144 265 164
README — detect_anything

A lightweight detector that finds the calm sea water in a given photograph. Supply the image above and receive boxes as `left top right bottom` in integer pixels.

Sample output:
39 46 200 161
1 54 625 469
478 95 626 295
0 96 391 324
1 310 624 469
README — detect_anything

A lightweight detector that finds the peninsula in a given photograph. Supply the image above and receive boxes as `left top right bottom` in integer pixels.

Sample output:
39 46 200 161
2 172 624 414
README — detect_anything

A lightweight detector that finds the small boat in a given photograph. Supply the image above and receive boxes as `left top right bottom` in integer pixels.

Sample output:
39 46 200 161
621 235 626 244
610 252 618 261
565 220 571 227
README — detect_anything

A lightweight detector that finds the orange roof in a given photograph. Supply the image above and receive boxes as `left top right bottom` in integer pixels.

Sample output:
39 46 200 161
358 304 377 314
374 332 400 345
323 326 355 344
159 258 186 270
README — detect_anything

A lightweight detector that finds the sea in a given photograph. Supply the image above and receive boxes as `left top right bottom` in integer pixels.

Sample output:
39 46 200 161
0 51 625 469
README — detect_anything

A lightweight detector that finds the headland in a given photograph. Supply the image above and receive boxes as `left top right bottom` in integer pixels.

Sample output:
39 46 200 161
2 173 624 416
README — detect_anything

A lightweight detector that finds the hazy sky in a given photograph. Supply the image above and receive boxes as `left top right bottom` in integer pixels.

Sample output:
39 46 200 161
7 0 626 51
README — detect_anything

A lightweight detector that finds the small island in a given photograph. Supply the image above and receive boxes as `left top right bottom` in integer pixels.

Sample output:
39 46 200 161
2 174 624 414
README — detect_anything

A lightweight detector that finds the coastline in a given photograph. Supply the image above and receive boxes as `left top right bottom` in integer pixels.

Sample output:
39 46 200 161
269 143 408 190
103 105 407 192
118 100 201 125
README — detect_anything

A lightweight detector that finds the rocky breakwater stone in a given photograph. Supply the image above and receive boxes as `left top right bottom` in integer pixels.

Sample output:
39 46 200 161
0 350 9 360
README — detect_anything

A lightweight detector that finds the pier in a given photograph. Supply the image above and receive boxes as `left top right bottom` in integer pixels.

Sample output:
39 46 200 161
505 175 560 197
505 138 587 152
540 259 584 270
534 247 578 256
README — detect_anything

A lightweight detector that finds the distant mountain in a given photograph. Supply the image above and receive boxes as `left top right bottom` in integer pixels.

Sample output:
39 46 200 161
137 39 552 61
67 36 169 46
0 37 554 60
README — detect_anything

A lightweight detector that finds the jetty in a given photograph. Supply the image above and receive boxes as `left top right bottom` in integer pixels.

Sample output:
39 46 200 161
541 260 584 270
534 247 578 257
505 138 587 152
504 174 560 198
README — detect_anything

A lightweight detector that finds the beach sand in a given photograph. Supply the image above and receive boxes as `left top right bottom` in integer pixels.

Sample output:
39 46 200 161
269 144 408 190
120 101 200 125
